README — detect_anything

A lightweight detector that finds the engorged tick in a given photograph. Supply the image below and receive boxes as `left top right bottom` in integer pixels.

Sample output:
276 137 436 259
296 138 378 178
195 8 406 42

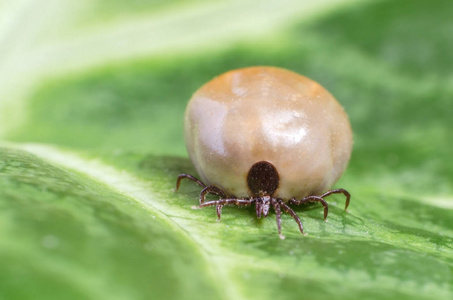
175 66 352 239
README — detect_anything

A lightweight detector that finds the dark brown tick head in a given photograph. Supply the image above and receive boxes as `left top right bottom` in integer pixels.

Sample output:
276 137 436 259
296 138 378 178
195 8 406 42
247 161 279 218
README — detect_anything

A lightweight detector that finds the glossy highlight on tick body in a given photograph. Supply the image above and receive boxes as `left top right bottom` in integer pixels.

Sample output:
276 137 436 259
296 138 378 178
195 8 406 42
176 66 352 238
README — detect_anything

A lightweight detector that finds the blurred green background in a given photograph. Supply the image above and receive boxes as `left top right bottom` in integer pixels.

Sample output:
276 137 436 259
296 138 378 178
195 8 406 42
0 0 452 299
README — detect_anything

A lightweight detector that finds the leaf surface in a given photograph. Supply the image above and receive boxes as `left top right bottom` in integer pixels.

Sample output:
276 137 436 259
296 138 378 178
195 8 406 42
0 0 452 299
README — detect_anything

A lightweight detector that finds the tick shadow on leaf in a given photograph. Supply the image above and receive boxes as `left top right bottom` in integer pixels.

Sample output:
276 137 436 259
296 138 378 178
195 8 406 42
138 155 194 179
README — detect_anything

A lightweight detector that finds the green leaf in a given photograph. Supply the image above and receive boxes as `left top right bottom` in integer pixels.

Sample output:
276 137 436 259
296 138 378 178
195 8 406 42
0 147 222 299
1 0 452 299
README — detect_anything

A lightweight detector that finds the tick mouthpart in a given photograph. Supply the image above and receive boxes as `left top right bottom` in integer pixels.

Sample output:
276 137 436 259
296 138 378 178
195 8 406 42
256 195 271 218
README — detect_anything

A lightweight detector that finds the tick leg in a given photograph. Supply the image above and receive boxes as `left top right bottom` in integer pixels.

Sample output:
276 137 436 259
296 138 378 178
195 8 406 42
271 199 285 239
197 198 254 222
199 198 255 208
199 186 227 204
320 188 351 211
289 196 328 220
200 186 228 221
175 174 207 191
216 205 224 221
278 199 304 235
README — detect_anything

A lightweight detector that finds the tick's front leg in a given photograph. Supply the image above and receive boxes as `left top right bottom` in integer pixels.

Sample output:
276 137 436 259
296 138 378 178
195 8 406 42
271 199 285 240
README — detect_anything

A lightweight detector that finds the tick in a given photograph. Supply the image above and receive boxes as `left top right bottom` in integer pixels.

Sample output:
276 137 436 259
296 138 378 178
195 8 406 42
175 66 352 238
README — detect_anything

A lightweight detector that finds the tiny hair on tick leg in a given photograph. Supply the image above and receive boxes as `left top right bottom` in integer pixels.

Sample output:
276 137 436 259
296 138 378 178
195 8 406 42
175 66 353 237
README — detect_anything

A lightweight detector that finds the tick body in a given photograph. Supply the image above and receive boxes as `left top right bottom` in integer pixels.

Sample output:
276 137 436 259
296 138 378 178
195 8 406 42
176 66 352 238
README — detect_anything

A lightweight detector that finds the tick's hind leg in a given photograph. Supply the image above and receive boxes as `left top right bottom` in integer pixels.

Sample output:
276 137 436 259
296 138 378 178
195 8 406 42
288 188 351 221
289 196 328 220
176 174 227 199
176 174 229 220
175 174 207 190
320 188 351 211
